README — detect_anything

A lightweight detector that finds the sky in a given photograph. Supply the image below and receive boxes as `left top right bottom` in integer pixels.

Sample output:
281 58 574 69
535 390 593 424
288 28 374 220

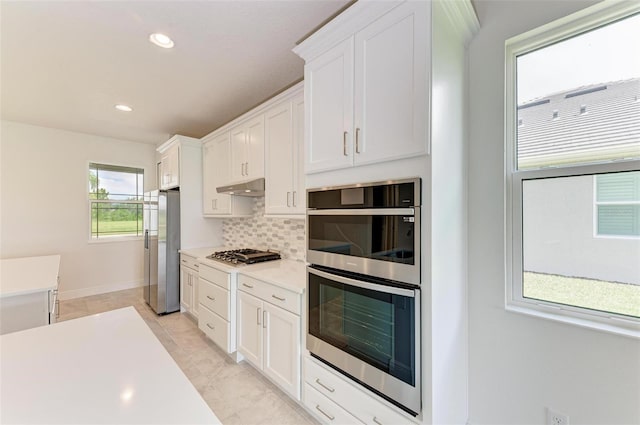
517 13 640 104
92 169 143 200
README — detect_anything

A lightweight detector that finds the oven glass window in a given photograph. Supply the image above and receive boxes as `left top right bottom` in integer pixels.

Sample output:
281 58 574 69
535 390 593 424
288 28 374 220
308 271 416 386
308 215 415 265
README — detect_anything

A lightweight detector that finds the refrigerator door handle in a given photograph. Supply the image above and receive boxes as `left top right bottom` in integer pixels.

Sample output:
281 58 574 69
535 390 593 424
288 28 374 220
144 229 149 249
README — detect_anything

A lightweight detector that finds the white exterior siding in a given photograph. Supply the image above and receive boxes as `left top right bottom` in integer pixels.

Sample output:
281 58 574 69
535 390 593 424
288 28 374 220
523 174 640 284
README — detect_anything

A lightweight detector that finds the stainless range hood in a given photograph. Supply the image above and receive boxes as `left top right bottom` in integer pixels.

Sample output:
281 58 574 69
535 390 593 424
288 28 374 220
216 178 265 197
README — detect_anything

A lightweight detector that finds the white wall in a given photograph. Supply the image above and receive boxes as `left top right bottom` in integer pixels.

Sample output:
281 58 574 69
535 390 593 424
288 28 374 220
523 175 639 284
0 121 158 299
468 1 640 424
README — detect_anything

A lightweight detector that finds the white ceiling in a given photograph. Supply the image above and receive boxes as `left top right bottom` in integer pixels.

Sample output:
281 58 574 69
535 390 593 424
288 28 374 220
0 1 350 145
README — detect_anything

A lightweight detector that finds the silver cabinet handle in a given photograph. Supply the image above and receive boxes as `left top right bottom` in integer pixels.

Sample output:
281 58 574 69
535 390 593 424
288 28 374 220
181 259 188 263
287 191 291 207
292 191 296 207
245 162 249 176
241 163 244 176
257 307 261 325
55 299 60 318
355 127 361 153
343 131 348 156
206 323 215 330
263 309 267 329
206 295 215 301
243 283 253 289
272 294 286 302
373 417 383 425
315 378 335 393
315 405 335 421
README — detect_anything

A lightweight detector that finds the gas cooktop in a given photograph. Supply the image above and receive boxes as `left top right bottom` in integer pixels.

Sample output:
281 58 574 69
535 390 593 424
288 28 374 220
206 249 281 265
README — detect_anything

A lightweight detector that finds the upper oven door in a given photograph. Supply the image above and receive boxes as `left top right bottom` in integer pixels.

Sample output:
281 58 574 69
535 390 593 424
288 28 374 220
307 207 420 285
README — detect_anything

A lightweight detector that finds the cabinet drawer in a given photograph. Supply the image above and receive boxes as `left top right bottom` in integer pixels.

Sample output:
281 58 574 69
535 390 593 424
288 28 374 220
305 357 415 425
304 383 362 425
198 306 231 353
180 254 199 270
199 279 230 320
199 263 230 290
238 274 301 315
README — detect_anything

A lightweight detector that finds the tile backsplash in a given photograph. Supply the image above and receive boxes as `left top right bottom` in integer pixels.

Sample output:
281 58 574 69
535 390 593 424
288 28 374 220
222 198 306 262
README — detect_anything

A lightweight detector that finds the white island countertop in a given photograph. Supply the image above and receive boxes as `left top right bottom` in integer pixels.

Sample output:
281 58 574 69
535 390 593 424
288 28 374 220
0 254 60 298
0 306 221 424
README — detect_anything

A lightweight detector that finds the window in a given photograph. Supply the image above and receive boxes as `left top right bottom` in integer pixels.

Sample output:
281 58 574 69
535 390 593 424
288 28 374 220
89 163 144 239
505 3 640 336
595 172 640 237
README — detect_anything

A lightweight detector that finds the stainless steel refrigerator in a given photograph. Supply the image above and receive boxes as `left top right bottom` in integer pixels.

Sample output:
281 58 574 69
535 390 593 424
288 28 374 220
143 190 180 314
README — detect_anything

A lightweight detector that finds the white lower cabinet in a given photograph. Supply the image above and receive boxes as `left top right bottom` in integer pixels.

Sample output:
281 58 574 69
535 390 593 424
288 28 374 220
237 275 301 400
304 383 362 425
180 254 199 318
304 357 417 425
198 263 236 354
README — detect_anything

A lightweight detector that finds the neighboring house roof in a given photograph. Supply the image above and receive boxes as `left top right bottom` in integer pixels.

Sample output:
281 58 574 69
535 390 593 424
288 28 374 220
517 78 640 169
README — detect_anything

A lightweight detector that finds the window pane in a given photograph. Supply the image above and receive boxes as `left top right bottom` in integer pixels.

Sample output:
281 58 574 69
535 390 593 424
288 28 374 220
597 205 640 236
516 14 640 170
522 174 640 318
596 171 640 202
91 202 143 238
89 163 144 201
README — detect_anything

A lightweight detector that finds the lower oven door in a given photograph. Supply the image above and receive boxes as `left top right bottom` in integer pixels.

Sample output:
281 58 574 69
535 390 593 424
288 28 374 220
307 266 421 416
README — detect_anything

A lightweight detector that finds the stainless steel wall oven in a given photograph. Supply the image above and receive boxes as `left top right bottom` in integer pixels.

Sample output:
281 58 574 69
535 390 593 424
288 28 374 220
306 178 421 416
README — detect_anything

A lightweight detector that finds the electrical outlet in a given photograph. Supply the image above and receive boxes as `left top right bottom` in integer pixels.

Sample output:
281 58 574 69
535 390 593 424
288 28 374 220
546 407 569 425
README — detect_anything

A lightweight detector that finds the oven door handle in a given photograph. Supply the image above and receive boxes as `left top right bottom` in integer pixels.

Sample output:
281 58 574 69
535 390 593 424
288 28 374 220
307 208 415 216
308 267 417 297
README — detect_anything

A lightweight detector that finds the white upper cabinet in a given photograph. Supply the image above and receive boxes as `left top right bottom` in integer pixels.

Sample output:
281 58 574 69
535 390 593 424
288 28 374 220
295 1 429 174
264 87 305 216
305 38 354 173
202 132 252 217
158 140 181 189
230 115 265 182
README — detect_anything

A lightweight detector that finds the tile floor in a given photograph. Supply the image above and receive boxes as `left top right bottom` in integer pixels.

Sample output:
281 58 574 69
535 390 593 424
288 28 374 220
59 287 319 425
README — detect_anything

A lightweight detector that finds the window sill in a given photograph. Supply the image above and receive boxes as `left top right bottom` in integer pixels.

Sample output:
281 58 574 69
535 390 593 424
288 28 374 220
88 236 143 244
506 302 640 340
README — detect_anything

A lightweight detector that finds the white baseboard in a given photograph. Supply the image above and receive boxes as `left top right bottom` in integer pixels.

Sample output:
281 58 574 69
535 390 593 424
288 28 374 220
59 279 144 301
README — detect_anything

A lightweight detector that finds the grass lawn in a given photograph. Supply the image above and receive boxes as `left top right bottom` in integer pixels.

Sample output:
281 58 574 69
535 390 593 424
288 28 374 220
524 271 640 318
92 220 143 237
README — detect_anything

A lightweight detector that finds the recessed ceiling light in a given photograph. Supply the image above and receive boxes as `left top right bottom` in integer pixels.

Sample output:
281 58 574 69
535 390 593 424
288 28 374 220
149 33 174 49
115 104 133 112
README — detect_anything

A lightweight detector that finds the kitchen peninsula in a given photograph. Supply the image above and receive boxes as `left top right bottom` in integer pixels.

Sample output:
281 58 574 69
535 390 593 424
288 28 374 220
0 307 221 424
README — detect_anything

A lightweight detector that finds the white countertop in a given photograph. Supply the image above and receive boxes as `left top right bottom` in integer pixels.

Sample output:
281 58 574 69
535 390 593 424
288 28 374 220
0 255 60 298
0 307 221 424
238 259 307 294
180 247 307 293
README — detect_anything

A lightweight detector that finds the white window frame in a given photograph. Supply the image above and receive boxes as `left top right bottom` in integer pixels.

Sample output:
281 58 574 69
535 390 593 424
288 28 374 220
88 161 145 242
505 1 640 338
593 173 640 239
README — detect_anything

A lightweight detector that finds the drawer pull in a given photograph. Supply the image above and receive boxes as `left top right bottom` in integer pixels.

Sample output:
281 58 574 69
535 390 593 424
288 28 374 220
206 323 215 330
271 294 286 302
373 417 383 425
206 295 215 301
243 283 254 289
315 405 335 421
315 378 335 393
257 307 261 325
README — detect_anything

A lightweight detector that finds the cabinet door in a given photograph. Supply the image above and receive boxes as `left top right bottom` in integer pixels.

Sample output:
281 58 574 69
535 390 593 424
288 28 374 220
160 145 180 189
191 270 199 317
265 101 294 215
237 291 263 369
263 303 300 399
305 37 354 174
245 115 265 179
353 1 429 165
180 267 192 311
230 125 247 182
291 94 305 214
202 133 231 215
